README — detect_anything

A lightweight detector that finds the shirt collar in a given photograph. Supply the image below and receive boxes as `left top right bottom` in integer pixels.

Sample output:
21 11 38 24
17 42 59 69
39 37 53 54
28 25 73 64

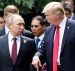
59 17 67 29
70 13 74 19
5 25 9 34
8 32 20 41
35 33 44 41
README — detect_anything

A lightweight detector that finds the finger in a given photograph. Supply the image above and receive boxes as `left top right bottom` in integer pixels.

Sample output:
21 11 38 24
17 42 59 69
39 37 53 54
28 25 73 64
39 60 42 67
37 67 39 71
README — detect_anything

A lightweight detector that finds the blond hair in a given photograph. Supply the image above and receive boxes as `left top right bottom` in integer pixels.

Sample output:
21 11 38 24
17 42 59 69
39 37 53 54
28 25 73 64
4 5 19 16
42 2 65 16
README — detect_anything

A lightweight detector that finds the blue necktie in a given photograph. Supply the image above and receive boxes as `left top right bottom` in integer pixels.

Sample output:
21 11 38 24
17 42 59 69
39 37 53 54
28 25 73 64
35 38 40 49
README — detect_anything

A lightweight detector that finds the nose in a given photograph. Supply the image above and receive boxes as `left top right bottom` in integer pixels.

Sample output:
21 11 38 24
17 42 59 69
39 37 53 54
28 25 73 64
21 25 24 30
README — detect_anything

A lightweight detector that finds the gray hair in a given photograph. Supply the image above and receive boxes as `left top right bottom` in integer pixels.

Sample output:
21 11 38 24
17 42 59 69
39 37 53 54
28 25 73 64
7 14 24 26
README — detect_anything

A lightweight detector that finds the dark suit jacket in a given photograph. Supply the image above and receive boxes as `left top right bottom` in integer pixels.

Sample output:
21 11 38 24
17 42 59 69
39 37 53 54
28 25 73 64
0 28 34 39
22 29 34 39
35 19 75 71
72 14 75 20
0 27 5 36
0 35 36 71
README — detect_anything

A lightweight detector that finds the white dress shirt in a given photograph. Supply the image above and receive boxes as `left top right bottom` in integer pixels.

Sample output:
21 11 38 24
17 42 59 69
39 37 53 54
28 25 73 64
57 17 67 65
8 32 21 57
70 13 74 20
5 25 9 34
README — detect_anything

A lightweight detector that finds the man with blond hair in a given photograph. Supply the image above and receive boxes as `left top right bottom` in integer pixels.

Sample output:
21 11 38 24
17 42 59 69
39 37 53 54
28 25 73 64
32 2 75 71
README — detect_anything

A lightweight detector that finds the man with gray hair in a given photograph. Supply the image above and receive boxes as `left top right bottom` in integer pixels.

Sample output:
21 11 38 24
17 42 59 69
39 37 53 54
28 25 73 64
0 5 34 39
0 14 36 71
32 2 75 71
0 5 19 36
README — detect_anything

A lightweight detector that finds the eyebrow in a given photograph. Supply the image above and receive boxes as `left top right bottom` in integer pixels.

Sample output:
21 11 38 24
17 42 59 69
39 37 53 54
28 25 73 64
30 25 40 28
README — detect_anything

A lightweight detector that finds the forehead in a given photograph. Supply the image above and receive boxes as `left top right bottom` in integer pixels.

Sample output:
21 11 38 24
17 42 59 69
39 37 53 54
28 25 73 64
44 10 53 16
13 16 25 24
31 19 40 25
0 17 4 20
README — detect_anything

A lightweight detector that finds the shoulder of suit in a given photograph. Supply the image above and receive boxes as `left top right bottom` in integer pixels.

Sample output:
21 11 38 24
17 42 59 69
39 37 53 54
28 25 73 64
21 35 33 41
0 34 7 41
67 19 75 26
45 25 53 34
46 25 53 30
23 29 32 34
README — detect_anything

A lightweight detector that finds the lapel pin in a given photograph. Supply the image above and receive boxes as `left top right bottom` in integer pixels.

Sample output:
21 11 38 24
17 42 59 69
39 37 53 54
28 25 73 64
39 45 41 48
24 40 26 43
67 27 69 29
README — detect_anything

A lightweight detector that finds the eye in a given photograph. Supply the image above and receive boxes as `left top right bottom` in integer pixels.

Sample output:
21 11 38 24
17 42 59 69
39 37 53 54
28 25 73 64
30 25 39 28
17 23 25 26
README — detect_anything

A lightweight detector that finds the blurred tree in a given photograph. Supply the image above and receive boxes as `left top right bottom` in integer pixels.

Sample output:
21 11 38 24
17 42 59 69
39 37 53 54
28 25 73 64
0 0 54 15
0 0 36 14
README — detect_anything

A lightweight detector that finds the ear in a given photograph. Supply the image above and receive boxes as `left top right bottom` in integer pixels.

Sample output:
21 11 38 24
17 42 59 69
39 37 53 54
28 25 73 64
4 16 7 21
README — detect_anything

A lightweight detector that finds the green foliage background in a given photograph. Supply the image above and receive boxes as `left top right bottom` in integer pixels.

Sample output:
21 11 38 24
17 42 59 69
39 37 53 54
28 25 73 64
0 0 56 15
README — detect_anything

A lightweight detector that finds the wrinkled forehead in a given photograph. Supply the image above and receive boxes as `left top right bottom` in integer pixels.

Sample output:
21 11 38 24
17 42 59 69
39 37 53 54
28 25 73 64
14 16 24 23
8 15 25 24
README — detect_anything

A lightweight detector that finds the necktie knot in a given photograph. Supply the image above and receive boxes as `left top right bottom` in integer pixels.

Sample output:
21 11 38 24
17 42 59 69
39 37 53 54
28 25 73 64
56 26 60 30
12 38 17 41
36 38 40 43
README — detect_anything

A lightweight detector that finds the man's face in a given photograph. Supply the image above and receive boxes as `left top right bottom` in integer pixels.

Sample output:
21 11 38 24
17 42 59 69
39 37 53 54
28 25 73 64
65 10 71 18
9 17 25 36
31 19 45 37
44 10 60 26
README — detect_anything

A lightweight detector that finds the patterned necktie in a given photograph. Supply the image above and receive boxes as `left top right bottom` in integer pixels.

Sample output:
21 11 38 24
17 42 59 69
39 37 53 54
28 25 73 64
35 38 40 49
53 26 60 71
12 38 17 64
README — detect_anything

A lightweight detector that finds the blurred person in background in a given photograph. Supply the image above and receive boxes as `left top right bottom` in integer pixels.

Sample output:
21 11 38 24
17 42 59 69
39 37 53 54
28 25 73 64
62 2 72 18
62 0 75 20
0 5 34 39
31 15 46 50
0 5 19 36
31 15 47 71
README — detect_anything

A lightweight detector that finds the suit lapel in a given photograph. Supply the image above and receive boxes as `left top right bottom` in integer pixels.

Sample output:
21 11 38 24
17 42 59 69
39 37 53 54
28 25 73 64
61 19 71 54
16 36 26 64
46 26 56 58
3 28 5 35
0 27 5 36
3 35 13 65
16 37 23 59
49 27 56 50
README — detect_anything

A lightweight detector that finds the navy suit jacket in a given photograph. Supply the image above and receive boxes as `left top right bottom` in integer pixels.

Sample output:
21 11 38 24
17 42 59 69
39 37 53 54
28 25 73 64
35 19 75 71
0 35 36 71
72 14 75 20
0 27 5 36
